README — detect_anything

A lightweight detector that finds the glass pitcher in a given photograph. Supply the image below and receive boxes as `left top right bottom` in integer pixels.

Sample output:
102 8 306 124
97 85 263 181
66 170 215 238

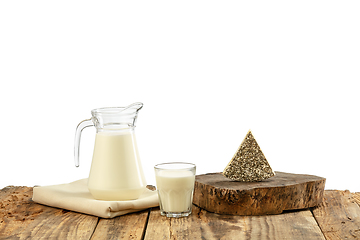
74 102 146 201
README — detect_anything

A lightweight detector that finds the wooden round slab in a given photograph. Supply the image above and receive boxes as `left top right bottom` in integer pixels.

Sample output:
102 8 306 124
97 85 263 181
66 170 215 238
193 171 326 215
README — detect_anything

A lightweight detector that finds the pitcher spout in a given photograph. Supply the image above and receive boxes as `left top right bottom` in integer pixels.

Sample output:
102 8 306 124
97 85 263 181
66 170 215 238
90 102 144 130
122 102 143 113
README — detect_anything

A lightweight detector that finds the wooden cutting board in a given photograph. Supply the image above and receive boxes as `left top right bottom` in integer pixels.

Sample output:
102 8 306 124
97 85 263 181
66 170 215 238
193 171 326 215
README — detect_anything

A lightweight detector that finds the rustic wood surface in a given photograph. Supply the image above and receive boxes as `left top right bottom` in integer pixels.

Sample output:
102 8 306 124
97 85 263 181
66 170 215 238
193 171 326 215
0 186 98 239
91 210 149 240
1 186 360 240
312 190 360 239
145 205 325 239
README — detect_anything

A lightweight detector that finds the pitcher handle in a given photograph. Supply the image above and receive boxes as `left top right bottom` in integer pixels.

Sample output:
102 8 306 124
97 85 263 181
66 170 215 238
74 119 94 167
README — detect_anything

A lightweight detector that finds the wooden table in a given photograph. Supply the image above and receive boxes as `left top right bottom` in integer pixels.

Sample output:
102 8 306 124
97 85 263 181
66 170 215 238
1 186 360 239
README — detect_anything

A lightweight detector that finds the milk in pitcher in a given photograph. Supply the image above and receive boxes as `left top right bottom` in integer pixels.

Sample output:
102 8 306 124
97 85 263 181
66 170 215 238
88 130 146 200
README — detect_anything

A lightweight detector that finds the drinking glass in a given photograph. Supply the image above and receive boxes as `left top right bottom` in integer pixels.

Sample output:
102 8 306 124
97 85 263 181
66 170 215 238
154 162 196 217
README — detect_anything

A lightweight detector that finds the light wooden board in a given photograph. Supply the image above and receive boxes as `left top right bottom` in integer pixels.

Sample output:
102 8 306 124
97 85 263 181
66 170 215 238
311 190 360 239
91 210 149 240
144 205 325 240
352 192 360 206
144 207 171 240
2 186 360 240
0 186 98 239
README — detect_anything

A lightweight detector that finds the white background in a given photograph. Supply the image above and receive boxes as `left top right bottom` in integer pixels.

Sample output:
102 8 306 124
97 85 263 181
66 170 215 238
1 1 359 192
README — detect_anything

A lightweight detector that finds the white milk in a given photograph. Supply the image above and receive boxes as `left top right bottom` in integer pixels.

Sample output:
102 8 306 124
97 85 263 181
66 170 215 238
88 131 146 201
156 170 195 212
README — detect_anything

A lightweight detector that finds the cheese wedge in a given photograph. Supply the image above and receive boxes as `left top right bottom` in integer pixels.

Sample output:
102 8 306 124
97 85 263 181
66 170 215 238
223 130 275 182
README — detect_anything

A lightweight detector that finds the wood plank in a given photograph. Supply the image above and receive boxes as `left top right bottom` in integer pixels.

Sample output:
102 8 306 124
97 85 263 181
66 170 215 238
352 192 360 206
145 205 325 240
312 190 360 239
244 210 325 240
193 172 325 215
0 186 98 239
90 209 149 240
144 207 171 240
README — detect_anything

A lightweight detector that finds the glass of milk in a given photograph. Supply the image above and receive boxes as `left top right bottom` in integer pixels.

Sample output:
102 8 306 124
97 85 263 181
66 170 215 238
154 162 196 218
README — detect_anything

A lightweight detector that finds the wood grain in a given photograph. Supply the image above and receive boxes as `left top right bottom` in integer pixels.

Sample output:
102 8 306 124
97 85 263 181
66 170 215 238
144 207 171 240
312 190 360 239
243 210 325 240
352 192 360 206
145 205 325 240
193 171 326 215
0 186 98 239
3 185 360 240
91 209 149 240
